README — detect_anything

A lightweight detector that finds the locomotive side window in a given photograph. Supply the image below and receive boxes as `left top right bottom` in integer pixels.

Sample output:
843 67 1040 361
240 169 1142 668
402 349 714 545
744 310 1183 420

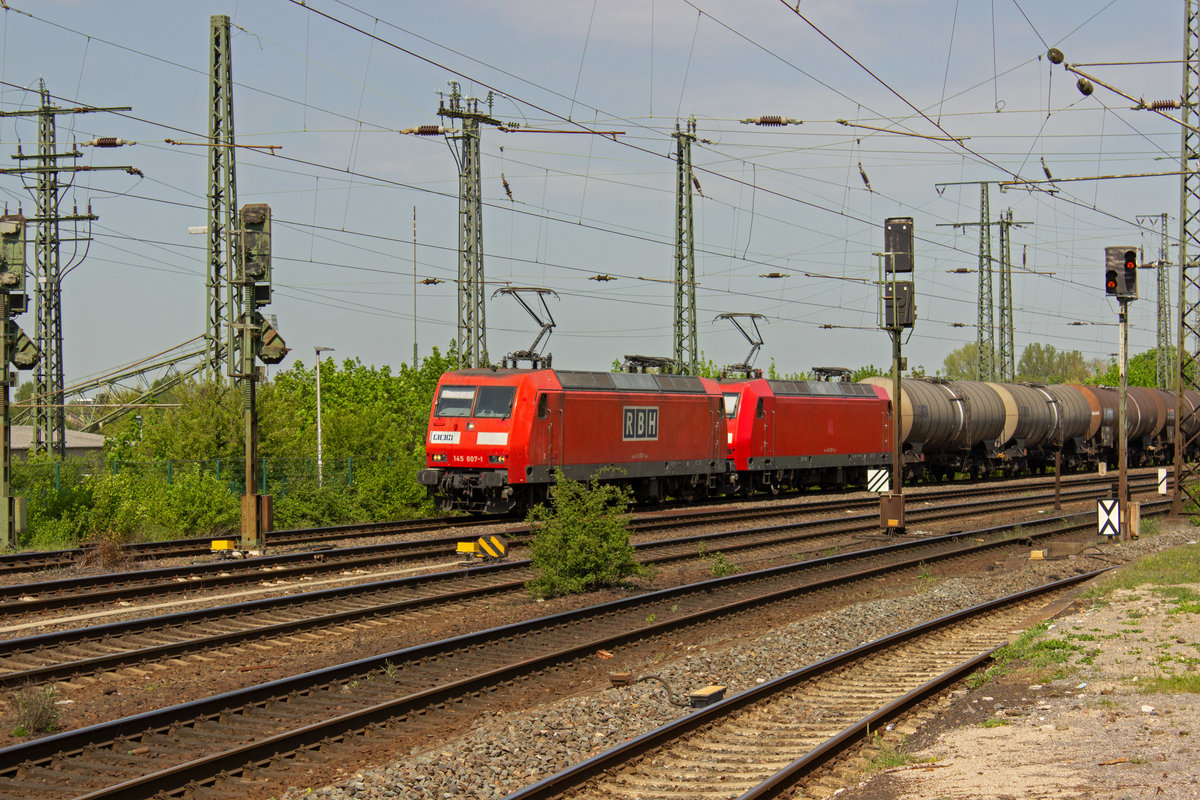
474 386 517 418
537 393 548 419
755 398 764 419
435 386 476 417
722 393 739 419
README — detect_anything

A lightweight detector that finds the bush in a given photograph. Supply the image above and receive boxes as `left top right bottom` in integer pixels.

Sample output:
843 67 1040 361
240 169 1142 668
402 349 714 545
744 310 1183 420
14 685 60 737
525 472 646 599
270 480 360 530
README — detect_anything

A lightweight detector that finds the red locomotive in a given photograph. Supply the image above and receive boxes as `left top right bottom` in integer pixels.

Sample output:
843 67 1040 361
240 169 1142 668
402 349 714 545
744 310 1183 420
419 368 729 513
721 378 892 493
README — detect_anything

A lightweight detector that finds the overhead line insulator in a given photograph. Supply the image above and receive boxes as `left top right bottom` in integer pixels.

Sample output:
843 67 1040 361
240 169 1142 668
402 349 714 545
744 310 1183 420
740 116 802 126
82 137 133 147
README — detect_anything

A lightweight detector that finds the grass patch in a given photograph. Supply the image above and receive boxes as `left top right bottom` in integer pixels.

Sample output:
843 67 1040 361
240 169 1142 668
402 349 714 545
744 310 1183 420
861 731 927 773
1082 544 1200 603
698 543 741 578
1140 673 1200 694
979 717 1010 728
967 623 1081 688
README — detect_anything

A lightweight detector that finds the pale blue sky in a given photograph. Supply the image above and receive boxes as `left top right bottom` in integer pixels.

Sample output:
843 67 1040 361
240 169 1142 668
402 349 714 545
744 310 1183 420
0 1 1185 385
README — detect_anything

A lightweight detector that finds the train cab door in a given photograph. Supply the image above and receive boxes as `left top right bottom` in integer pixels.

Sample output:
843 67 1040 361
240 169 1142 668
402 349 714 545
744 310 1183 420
754 397 772 460
536 391 564 470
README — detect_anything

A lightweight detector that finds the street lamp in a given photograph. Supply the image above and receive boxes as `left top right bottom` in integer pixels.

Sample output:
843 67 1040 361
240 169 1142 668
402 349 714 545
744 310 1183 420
314 346 334 486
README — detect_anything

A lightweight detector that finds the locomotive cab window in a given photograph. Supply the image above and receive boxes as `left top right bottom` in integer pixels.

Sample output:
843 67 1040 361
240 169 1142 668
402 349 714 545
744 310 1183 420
474 385 517 418
435 386 476 417
536 393 548 419
755 398 765 419
722 393 739 419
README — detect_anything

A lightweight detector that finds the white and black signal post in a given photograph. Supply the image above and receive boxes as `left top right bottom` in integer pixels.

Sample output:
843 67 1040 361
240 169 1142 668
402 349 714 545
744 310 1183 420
1105 246 1138 540
880 217 915 533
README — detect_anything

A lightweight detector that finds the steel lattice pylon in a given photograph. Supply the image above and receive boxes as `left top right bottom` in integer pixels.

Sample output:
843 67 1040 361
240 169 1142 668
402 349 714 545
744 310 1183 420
673 119 698 375
208 14 240 381
997 209 1015 381
976 184 995 381
33 84 64 457
439 83 498 369
1150 213 1172 389
1175 0 1200 515
1 84 130 457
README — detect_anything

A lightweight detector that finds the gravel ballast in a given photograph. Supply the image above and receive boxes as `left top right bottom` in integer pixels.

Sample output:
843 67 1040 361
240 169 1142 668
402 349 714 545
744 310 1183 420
281 528 1198 800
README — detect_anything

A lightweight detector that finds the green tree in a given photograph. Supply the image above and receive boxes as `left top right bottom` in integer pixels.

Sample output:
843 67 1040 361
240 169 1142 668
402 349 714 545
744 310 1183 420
1016 343 1094 384
19 344 460 547
1092 349 1162 388
525 471 646 599
941 342 978 380
849 364 887 382
1091 347 1192 389
766 359 811 380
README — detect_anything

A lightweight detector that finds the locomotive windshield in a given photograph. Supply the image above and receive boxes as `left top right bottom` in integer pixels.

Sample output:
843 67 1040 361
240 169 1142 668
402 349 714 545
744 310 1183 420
435 386 476 417
474 386 516 418
433 384 517 419
722 392 740 419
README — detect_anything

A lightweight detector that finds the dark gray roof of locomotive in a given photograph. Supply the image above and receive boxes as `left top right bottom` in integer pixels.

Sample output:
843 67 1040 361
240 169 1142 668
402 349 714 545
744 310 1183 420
555 370 706 393
768 380 878 398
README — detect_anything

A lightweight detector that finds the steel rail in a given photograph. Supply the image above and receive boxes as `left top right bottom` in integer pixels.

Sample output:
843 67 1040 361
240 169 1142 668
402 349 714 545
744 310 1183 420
0 468 1159 575
0 489 1120 687
0 503 1161 799
504 570 1103 800
0 477 1148 623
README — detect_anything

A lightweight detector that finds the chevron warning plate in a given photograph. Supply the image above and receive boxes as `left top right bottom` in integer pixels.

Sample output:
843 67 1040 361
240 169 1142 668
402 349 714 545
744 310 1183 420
1097 499 1120 538
867 468 890 494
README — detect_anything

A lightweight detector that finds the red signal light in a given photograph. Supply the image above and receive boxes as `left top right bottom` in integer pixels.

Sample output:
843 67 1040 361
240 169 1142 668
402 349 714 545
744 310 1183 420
1105 269 1118 295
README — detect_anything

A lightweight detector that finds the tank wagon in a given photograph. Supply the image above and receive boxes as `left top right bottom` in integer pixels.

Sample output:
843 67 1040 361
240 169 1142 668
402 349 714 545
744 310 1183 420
859 378 1182 480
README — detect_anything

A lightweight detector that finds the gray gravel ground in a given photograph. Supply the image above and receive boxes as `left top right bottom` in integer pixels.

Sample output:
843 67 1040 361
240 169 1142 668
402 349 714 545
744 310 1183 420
280 529 1195 800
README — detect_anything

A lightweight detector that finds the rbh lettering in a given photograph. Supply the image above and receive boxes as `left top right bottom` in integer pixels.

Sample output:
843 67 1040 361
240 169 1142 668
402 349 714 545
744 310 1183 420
622 407 659 441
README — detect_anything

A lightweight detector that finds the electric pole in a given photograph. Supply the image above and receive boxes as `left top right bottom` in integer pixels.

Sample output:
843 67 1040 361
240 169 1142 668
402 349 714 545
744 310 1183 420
936 182 995 381
438 83 499 369
1174 0 1200 518
673 118 698 375
1136 213 1173 389
998 210 1015 381
0 81 133 457
208 14 239 381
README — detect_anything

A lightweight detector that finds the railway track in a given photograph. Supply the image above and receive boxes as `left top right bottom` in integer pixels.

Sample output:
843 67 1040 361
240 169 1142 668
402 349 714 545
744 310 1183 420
0 514 501 576
0 469 1159 578
0 481 1158 690
505 571 1098 800
0 502 1159 800
0 473 1156 622
0 474 1148 638
0 485 1120 687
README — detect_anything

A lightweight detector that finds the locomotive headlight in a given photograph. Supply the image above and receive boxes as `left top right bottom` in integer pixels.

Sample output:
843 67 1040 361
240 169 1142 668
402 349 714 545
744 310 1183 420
489 455 506 464
432 453 447 463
